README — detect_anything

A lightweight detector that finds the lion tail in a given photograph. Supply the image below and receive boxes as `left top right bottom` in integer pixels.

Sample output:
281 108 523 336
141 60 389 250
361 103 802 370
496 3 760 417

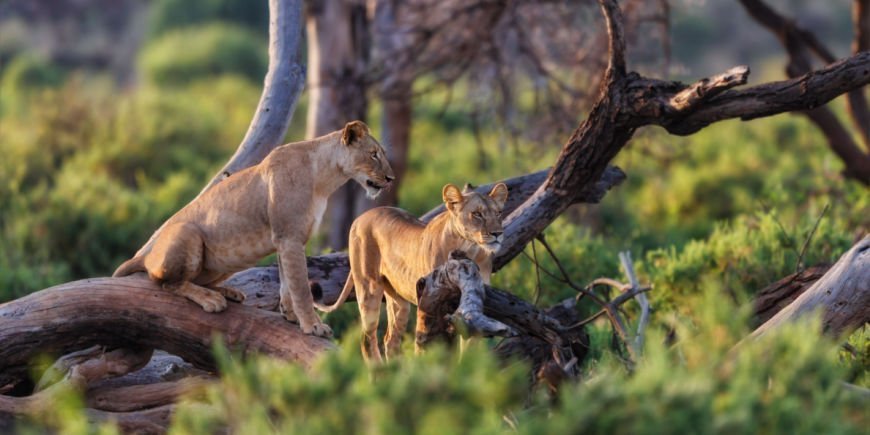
314 273 355 312
112 255 146 277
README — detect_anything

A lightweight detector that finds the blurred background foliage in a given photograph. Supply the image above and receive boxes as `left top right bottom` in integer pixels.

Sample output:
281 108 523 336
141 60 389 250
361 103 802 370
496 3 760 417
0 0 867 432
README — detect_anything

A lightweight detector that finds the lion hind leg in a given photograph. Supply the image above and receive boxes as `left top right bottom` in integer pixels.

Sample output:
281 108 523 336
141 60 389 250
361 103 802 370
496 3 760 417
165 281 228 313
384 282 410 361
356 278 384 364
145 222 228 313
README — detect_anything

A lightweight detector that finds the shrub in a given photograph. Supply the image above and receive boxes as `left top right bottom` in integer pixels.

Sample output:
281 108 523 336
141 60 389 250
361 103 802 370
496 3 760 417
139 23 267 87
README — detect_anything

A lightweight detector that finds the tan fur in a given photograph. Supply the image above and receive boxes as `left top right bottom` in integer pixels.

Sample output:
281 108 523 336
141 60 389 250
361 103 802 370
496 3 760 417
113 121 394 338
318 183 508 361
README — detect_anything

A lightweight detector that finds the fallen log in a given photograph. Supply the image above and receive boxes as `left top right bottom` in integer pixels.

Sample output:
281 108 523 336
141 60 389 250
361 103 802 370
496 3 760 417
0 277 334 389
753 264 830 325
414 251 590 380
86 377 211 412
751 236 870 339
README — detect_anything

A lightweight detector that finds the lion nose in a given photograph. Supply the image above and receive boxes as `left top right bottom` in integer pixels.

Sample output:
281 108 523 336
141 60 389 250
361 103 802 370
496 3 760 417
491 231 503 237
385 175 395 183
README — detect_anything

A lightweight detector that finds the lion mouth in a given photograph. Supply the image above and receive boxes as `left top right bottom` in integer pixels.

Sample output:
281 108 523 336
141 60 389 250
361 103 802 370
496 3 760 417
482 240 502 253
363 179 386 199
365 179 386 190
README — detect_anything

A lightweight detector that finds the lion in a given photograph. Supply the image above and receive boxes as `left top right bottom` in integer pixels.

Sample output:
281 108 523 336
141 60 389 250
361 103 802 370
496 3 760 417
113 120 394 338
316 182 508 361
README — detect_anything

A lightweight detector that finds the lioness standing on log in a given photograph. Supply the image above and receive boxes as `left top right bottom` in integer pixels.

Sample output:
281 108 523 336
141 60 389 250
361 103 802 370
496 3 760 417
317 183 508 361
113 121 394 338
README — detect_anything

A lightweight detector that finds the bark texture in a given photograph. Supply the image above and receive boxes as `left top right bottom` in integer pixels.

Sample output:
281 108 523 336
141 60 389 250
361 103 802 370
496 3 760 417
0 277 333 388
751 236 870 339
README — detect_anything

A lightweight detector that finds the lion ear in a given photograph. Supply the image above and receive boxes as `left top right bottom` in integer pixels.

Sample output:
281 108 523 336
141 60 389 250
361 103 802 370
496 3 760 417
442 184 465 213
488 183 508 210
341 120 369 145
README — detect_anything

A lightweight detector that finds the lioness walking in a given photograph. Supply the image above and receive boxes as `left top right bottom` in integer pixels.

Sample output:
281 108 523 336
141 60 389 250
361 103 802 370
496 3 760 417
318 183 508 361
113 121 394 338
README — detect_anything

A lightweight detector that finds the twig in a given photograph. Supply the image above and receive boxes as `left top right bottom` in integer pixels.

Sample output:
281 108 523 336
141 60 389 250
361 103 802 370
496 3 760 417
795 203 829 273
531 239 543 304
619 251 650 356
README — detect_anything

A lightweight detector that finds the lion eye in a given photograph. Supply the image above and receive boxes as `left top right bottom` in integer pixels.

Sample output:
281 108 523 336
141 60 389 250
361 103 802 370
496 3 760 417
371 151 378 161
472 211 483 219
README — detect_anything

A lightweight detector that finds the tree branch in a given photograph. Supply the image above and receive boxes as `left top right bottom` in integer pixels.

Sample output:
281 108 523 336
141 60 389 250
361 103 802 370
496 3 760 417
736 0 870 183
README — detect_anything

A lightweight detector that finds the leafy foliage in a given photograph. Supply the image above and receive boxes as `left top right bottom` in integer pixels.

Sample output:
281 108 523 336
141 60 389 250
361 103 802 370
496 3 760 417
139 23 267 87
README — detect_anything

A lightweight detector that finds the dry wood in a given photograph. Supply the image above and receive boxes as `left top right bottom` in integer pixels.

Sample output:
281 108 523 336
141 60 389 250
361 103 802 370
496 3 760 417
86 404 175 434
753 264 830 325
751 236 870 339
0 277 334 388
36 346 153 392
86 377 211 412
414 251 590 380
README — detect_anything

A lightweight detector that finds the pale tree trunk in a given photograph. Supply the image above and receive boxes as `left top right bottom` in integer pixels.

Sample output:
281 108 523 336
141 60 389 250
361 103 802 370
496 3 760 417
135 0 306 258
305 0 371 250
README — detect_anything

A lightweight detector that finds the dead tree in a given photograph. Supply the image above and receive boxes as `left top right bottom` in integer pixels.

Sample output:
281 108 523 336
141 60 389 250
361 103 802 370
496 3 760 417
2 0 870 430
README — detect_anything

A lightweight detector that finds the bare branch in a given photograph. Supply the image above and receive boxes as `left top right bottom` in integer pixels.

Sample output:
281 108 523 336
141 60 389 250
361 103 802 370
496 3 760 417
667 65 749 113
599 0 627 80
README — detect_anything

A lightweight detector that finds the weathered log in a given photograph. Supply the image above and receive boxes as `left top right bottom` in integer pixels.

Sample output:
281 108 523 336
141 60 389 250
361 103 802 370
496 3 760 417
753 264 830 325
86 352 211 391
0 277 334 388
414 252 589 377
35 346 153 393
86 377 211 412
751 236 870 339
87 404 175 434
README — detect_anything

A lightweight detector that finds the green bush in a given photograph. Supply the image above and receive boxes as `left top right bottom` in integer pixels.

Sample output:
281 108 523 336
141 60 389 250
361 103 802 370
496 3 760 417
169 298 868 434
172 339 529 434
0 55 65 114
148 0 269 39
139 23 267 87
0 76 261 297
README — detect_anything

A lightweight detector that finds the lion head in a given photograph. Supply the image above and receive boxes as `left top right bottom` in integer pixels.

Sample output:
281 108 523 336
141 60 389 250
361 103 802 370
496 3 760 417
442 182 509 254
342 120 395 199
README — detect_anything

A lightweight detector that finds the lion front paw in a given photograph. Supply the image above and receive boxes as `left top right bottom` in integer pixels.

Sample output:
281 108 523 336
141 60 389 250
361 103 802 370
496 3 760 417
197 291 228 313
213 286 246 303
302 320 333 338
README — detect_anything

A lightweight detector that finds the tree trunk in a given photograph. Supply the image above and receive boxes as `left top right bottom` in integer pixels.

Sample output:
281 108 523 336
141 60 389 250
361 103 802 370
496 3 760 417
378 86 412 206
305 0 371 250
